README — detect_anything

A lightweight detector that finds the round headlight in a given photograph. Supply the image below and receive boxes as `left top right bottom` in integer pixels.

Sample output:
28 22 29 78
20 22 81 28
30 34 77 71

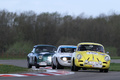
62 57 67 61
47 56 52 62
77 54 82 59
39 56 42 59
48 56 52 60
104 56 110 61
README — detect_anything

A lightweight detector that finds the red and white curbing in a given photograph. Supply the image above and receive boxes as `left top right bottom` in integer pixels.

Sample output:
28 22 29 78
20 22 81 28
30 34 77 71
40 66 52 69
0 71 74 77
0 67 74 77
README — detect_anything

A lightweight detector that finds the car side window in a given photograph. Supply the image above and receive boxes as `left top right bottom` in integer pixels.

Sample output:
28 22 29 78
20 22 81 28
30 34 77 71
58 48 61 53
61 48 65 53
35 47 41 53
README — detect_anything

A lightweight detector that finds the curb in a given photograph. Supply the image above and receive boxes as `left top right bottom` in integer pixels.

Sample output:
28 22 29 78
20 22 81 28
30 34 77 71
0 67 74 77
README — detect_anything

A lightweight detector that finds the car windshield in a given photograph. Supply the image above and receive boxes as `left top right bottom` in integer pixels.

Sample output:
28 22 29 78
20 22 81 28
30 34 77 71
60 48 76 53
78 45 104 52
35 46 57 53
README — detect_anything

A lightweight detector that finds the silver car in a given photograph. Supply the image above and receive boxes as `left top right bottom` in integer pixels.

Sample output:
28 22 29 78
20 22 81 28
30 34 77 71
52 45 77 69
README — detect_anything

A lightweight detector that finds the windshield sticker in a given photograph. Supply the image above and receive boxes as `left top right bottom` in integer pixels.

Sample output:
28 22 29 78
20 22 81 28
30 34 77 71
87 52 98 55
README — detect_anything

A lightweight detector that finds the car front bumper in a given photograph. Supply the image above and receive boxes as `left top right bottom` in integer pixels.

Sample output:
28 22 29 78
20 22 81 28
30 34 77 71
75 59 110 69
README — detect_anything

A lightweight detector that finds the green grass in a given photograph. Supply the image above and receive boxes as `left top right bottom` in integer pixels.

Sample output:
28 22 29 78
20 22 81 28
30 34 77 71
109 63 120 71
111 57 120 59
105 46 117 57
0 64 28 74
0 57 26 60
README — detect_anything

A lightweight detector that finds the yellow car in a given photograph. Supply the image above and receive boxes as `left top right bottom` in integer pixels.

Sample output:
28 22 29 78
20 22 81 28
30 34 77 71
71 42 110 72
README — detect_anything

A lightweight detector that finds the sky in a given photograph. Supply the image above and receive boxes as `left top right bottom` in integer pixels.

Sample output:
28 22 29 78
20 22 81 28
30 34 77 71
0 0 120 17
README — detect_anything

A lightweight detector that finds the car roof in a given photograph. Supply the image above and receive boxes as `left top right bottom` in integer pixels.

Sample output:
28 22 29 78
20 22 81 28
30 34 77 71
34 44 56 48
58 45 77 48
78 42 104 47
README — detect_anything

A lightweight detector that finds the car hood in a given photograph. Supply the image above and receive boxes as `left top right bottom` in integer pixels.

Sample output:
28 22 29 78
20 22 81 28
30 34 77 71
38 52 55 56
77 51 108 62
58 53 73 57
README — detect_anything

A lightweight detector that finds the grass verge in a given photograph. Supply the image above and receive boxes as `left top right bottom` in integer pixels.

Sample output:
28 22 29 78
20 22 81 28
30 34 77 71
111 57 120 59
0 64 28 74
0 57 26 60
109 63 120 71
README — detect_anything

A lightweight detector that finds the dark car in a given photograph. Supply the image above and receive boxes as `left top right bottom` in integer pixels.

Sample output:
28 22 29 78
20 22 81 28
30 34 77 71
27 45 57 68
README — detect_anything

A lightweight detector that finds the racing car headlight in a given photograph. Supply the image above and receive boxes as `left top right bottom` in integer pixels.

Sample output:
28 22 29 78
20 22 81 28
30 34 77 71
62 57 67 61
77 54 82 59
104 56 110 61
39 56 42 59
47 56 52 62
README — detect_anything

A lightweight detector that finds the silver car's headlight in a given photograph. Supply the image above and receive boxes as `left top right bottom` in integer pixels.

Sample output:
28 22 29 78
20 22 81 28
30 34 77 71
62 57 67 61
76 54 82 59
104 56 110 61
39 56 42 59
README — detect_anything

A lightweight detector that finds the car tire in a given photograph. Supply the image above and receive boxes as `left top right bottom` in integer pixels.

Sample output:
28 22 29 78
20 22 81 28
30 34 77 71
56 59 64 69
99 69 104 72
52 61 56 69
34 58 39 68
71 59 79 71
82 68 87 70
27 59 32 68
71 61 74 71
104 69 109 73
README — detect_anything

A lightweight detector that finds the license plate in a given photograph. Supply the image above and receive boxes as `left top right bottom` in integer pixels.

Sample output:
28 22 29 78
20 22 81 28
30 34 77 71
39 62 47 65
88 61 97 65
88 61 102 68
92 64 102 68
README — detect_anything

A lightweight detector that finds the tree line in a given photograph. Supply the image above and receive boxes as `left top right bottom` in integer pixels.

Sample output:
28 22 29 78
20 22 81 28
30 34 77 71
0 10 120 56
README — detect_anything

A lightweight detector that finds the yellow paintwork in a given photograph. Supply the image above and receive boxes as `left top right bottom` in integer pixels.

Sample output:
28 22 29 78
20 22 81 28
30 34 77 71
74 42 110 69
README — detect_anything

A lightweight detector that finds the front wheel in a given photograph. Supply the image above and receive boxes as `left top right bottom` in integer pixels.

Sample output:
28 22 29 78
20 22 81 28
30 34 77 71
104 69 109 73
34 58 39 68
27 58 32 68
99 69 104 72
56 59 64 69
99 69 109 73
71 59 79 71
52 61 56 69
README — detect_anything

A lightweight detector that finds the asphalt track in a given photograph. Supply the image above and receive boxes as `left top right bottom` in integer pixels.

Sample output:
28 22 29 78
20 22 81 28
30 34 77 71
0 59 120 80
